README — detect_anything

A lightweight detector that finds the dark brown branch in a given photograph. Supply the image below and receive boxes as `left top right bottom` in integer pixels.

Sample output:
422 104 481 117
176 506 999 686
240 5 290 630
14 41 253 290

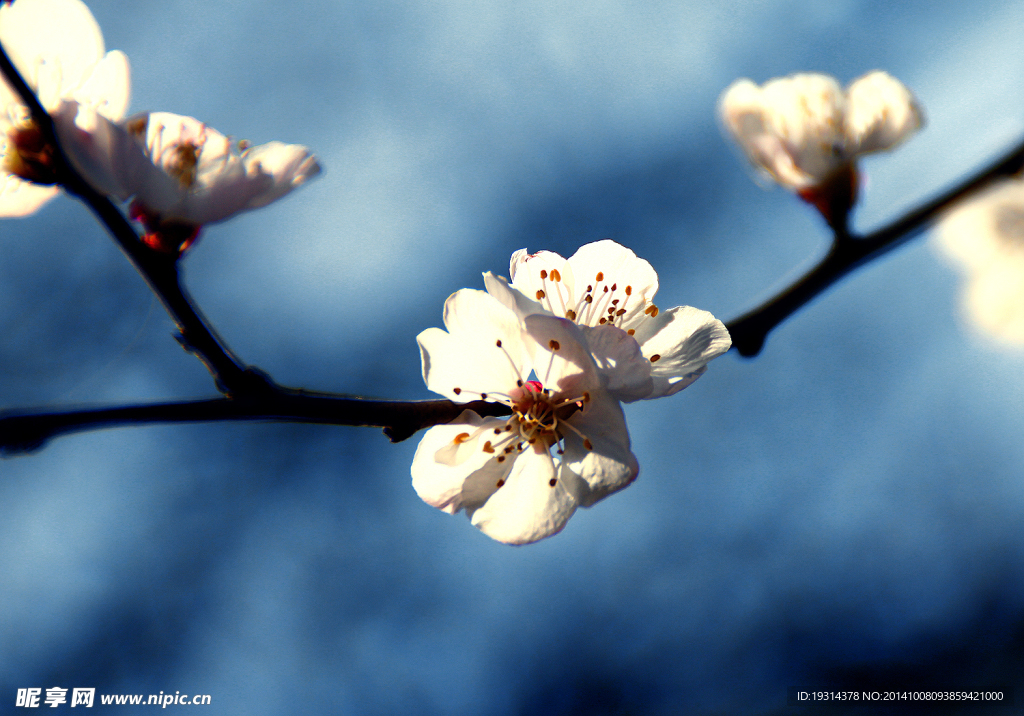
0 393 512 455
0 41 266 396
726 138 1024 356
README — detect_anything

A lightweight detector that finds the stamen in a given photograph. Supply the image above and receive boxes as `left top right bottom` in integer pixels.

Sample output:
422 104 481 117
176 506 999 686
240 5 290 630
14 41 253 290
540 269 548 279
596 272 604 281
650 354 661 363
453 432 470 444
536 290 546 300
550 269 561 282
627 329 635 336
625 285 632 296
482 441 495 453
453 387 461 395
565 309 577 320
496 478 505 486
549 478 557 487
644 305 659 317
548 339 560 351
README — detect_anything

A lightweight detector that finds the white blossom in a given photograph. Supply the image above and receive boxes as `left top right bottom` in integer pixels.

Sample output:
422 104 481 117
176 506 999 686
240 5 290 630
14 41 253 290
937 179 1024 345
122 112 321 234
413 287 640 545
484 240 732 401
0 0 130 216
718 71 922 193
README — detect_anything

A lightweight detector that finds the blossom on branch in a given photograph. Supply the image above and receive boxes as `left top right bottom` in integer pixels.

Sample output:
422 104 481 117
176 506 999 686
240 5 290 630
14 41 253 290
937 179 1024 345
0 0 130 216
718 71 922 225
413 288 641 544
413 241 730 545
121 112 321 254
486 240 732 401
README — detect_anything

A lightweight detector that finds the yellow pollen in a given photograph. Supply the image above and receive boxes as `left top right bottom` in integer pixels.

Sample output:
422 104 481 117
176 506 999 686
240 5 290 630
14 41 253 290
650 354 661 363
549 339 560 350
483 441 495 453
625 286 632 295
627 329 635 335
596 272 604 281
453 432 470 444
644 305 659 317
550 269 561 281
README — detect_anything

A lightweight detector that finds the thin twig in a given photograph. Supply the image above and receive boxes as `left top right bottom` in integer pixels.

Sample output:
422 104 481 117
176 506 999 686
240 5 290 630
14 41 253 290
725 138 1024 356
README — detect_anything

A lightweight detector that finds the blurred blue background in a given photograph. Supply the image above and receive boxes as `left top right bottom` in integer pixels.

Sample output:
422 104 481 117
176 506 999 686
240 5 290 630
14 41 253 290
3 0 1024 713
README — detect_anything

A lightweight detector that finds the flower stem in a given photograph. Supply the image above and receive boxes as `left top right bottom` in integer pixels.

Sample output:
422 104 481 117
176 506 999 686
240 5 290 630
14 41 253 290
726 136 1024 356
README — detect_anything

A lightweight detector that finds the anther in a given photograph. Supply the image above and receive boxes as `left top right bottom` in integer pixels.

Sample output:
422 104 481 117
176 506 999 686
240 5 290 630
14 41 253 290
565 309 577 320
603 286 609 293
496 478 505 487
549 478 557 487
453 387 462 395
599 317 607 324
611 283 617 290
496 339 502 347
480 393 488 399
650 354 661 363
483 441 495 453
584 295 593 303
596 272 604 281
536 290 546 299
627 329 635 335
540 269 548 279
493 428 502 434
453 432 470 444
550 269 561 281
497 456 506 463
611 299 619 305
644 305 659 317
584 439 593 450
517 379 523 387
548 339 560 350
625 286 632 295
616 309 626 316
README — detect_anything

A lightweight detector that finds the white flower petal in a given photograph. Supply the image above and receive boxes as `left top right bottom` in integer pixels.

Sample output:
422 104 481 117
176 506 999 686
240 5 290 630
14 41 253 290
411 411 510 515
0 0 104 103
962 262 1024 345
0 174 57 217
240 141 321 210
846 71 922 155
567 240 658 325
483 271 545 321
470 448 578 545
937 180 1024 273
418 289 529 401
629 306 732 399
581 325 652 403
72 50 130 122
561 392 638 507
523 313 599 393
509 248 577 318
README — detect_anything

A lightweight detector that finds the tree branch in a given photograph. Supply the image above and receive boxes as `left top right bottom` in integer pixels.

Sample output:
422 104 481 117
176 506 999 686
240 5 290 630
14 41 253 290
725 137 1024 356
0 393 512 455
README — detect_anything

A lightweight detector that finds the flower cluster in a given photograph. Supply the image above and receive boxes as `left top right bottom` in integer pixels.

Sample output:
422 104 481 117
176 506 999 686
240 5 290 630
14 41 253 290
0 0 319 252
937 179 1024 345
413 241 731 544
718 71 922 223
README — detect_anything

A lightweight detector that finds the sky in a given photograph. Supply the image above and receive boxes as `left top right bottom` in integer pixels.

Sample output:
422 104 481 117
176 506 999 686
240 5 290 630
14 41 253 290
3 0 1024 714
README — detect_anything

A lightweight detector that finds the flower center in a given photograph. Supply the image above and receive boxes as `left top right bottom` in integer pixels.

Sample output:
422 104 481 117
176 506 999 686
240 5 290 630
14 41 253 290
2 121 58 185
